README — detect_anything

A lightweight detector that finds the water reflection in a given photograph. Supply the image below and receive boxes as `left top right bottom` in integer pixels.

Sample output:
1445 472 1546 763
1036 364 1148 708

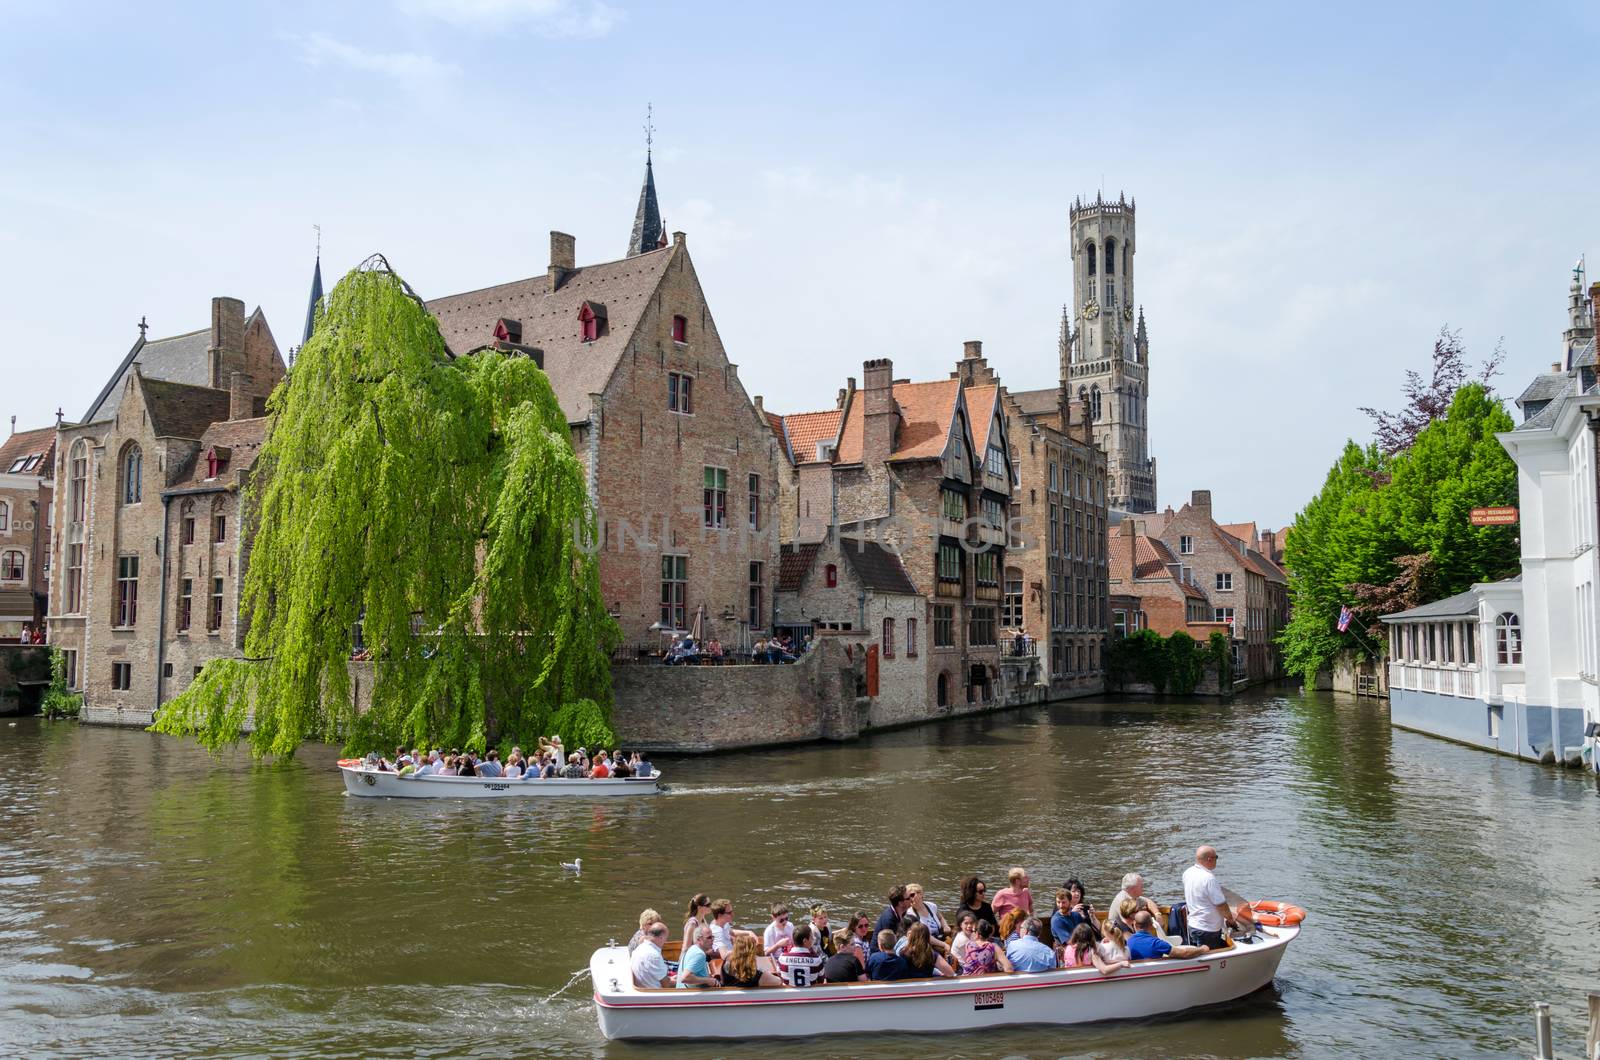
2 689 1597 1058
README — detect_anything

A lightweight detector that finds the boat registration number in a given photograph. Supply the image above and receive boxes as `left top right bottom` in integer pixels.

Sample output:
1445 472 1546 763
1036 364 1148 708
972 991 1004 1011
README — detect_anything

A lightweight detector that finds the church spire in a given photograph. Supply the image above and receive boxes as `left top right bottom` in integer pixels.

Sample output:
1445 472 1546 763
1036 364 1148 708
302 225 324 347
627 105 664 257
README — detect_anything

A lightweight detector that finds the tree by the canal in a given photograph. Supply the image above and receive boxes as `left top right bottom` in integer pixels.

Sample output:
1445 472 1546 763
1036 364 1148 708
152 257 620 758
1280 380 1518 685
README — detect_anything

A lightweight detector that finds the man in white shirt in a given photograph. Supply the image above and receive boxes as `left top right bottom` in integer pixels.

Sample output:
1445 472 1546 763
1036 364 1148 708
1181 846 1242 950
630 920 674 989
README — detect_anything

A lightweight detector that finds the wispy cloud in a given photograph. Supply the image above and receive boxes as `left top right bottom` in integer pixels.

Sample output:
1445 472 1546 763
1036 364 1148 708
398 0 622 37
291 32 458 82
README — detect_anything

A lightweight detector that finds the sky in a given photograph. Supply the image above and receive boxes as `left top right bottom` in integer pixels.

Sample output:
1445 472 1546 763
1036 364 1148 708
3 0 1597 529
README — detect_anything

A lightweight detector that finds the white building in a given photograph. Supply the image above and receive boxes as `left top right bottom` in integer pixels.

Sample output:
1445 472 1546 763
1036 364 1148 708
1383 267 1600 771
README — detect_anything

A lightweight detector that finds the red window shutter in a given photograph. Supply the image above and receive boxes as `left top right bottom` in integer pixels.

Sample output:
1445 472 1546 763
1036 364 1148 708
826 564 837 588
866 644 880 697
672 315 687 342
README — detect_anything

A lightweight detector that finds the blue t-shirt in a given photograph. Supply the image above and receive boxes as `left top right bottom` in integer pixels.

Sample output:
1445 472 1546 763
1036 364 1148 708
871 906 900 951
1127 932 1173 960
1050 911 1077 946
676 944 710 988
478 761 504 778
1005 935 1057 973
636 759 653 778
865 950 913 981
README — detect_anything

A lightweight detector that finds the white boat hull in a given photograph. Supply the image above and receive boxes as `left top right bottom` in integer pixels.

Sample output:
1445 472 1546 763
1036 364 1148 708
339 764 660 798
591 926 1296 1040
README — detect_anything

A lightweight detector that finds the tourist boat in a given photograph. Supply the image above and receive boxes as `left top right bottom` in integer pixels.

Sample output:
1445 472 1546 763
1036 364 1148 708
337 761 661 798
589 923 1299 1040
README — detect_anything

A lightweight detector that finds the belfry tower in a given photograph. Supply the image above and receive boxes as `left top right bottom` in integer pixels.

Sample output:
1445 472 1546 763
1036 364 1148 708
1063 191 1157 513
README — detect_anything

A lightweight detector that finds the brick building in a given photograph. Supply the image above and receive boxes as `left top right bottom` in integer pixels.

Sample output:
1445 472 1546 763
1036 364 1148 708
0 424 55 640
1146 490 1287 683
427 161 780 652
47 298 285 720
956 341 1110 698
1107 517 1232 646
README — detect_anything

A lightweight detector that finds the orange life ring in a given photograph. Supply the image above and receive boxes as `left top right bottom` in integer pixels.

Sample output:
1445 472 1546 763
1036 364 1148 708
1245 900 1307 927
336 758 362 768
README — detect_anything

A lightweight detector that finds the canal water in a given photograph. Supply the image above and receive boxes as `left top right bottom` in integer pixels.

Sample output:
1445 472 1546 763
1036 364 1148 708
2 690 1597 1058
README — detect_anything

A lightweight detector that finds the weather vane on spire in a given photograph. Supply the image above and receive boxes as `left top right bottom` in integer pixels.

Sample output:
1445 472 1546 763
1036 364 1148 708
314 223 321 259
644 102 655 163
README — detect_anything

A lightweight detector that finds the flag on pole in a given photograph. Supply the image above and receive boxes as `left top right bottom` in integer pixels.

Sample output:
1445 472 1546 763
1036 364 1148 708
1337 605 1352 633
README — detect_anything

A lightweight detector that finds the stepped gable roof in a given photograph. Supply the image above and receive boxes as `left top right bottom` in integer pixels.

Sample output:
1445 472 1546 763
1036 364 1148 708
427 245 677 426
166 417 270 491
966 385 999 452
1380 587 1481 621
840 540 918 596
835 379 962 464
1009 387 1061 418
0 426 56 476
777 409 844 465
140 377 231 441
777 542 821 592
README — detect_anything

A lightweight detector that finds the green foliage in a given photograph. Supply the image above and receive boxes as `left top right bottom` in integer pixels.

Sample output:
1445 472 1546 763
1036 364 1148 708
1108 629 1223 695
41 648 81 720
152 259 620 757
1280 382 1518 684
1207 632 1232 687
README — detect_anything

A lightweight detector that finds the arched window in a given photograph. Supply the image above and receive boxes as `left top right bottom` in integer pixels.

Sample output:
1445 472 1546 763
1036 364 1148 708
180 500 196 544
1123 244 1129 277
122 445 142 505
0 501 8 532
0 550 22 581
1105 238 1116 274
936 672 948 707
1495 613 1522 665
1085 242 1096 277
69 441 87 522
1090 385 1102 422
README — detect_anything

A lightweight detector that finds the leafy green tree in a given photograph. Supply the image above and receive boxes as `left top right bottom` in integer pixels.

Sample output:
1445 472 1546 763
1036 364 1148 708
41 648 81 720
152 257 620 758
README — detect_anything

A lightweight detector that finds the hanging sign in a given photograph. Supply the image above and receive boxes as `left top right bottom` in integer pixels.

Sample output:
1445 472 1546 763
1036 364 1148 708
1469 507 1518 526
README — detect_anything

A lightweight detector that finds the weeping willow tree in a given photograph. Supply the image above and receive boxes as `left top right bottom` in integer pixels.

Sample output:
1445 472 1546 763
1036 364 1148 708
152 256 620 757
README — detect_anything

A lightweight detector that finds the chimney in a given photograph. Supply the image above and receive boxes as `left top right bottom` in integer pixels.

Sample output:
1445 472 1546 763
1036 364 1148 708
753 395 764 416
1119 518 1136 539
861 358 896 465
549 231 576 290
229 372 254 420
208 296 246 388
1190 489 1212 516
672 231 685 247
963 340 982 361
1552 361 1563 374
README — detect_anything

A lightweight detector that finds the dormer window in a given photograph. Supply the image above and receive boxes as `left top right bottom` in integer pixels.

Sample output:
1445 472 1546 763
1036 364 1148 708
578 301 606 343
671 314 687 343
493 317 523 344
205 446 231 480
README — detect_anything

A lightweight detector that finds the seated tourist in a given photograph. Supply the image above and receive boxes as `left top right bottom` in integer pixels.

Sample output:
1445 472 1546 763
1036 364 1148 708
991 867 1033 922
706 638 724 660
1060 923 1129 975
630 919 674 989
871 885 911 951
719 932 783 988
681 893 712 956
997 907 1028 944
951 911 978 964
708 899 738 958
762 903 794 959
590 753 611 779
898 922 953 979
560 753 587 779
752 637 769 663
957 875 999 932
866 930 913 981
541 754 559 779
891 910 921 954
611 753 634 779
822 928 868 983
628 908 662 952
1127 910 1209 960
476 750 504 778
905 883 951 941
775 922 827 986
959 918 1012 975
634 752 654 779
1108 872 1163 934
1004 918 1057 973
808 905 835 956
1052 879 1101 946
1097 919 1131 965
503 756 524 779
676 923 720 989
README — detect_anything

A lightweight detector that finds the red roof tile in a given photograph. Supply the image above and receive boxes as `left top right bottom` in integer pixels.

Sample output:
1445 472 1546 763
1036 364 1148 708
835 379 961 465
0 426 55 477
779 409 843 465
966 385 998 453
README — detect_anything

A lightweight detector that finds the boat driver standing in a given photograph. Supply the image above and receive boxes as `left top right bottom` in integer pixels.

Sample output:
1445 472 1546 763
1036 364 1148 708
1181 846 1243 950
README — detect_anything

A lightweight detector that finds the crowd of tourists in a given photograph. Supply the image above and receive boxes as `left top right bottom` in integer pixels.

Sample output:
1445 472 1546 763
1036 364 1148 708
663 632 808 665
365 736 653 780
627 847 1257 989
